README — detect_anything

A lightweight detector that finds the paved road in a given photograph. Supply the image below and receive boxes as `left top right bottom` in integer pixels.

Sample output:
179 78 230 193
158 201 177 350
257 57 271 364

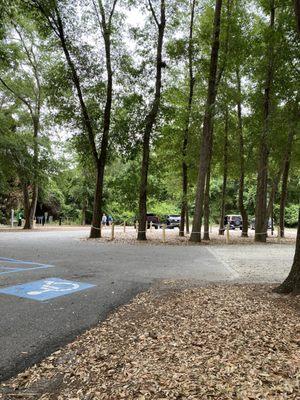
0 228 237 381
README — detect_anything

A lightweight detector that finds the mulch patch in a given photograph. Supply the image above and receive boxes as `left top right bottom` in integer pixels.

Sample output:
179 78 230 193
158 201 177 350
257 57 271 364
1 283 299 400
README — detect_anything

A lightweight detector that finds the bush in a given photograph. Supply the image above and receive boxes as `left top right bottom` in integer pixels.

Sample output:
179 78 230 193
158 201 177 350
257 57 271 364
284 204 299 227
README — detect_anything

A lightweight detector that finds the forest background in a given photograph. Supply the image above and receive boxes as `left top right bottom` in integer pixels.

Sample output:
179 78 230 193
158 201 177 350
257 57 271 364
0 0 299 238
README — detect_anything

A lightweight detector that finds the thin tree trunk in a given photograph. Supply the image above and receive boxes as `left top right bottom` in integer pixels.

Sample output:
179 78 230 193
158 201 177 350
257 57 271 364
279 157 290 237
218 107 229 235
180 158 188 237
180 0 196 237
203 159 211 240
236 67 248 237
295 0 300 34
81 198 87 226
255 2 275 242
138 0 166 240
190 0 223 242
186 204 190 233
23 116 39 229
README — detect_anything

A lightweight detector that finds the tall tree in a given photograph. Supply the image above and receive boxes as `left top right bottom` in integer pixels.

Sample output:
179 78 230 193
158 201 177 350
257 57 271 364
254 0 276 242
179 0 196 237
0 21 43 229
190 0 223 242
203 0 232 241
137 0 166 241
28 0 118 238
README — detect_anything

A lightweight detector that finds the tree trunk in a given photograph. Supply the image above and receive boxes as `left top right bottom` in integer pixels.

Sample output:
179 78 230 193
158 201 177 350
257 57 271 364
23 183 38 229
236 67 248 237
186 203 190 234
190 0 223 243
138 0 166 241
180 158 188 237
180 0 196 237
295 0 300 34
255 3 275 242
23 117 39 230
203 160 211 240
90 164 104 238
81 198 87 225
274 208 300 294
279 157 290 237
218 107 228 235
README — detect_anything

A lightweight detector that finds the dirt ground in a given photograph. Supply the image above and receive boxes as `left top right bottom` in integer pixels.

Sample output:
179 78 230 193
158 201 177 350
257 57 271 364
1 282 299 400
85 225 297 246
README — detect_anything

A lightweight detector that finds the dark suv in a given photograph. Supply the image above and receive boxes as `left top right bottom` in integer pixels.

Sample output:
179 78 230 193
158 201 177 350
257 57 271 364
134 213 160 229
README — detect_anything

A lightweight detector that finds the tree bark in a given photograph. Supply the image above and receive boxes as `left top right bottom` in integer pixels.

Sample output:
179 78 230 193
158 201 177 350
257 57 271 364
190 0 223 243
218 107 228 235
236 67 248 237
179 0 196 237
255 2 275 242
138 0 166 240
203 157 211 240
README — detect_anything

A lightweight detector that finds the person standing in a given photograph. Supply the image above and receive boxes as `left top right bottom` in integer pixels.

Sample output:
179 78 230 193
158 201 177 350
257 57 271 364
101 213 107 226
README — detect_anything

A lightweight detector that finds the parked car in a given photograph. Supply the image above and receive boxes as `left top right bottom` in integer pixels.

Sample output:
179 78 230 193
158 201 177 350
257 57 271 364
162 214 181 229
224 215 243 230
134 213 160 229
250 218 273 230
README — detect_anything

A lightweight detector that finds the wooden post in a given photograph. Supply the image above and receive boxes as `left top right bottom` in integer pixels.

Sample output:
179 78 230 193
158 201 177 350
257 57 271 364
277 225 280 241
136 221 139 232
111 222 115 240
123 221 126 233
210 224 212 233
162 223 166 243
226 223 230 244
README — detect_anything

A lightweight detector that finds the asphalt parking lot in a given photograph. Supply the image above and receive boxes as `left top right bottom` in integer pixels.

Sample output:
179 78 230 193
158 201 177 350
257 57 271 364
0 228 238 382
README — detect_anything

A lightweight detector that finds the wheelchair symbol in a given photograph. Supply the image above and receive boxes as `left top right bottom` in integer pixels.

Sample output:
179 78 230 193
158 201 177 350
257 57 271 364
27 280 80 296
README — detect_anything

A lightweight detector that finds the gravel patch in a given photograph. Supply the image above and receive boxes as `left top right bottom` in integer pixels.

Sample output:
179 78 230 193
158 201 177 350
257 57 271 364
208 244 295 283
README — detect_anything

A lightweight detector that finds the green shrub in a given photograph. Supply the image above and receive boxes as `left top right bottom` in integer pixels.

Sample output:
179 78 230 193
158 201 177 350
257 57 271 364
285 204 299 227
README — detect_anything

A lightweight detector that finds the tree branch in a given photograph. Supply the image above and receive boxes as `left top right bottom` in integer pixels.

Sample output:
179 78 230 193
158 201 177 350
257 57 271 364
0 77 34 119
148 0 160 27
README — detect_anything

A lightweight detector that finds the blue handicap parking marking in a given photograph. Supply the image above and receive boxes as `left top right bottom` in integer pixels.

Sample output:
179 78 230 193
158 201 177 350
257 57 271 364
0 278 95 301
0 257 54 276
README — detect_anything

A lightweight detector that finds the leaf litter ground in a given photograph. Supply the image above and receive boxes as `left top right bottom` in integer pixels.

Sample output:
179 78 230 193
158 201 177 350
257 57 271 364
1 283 299 400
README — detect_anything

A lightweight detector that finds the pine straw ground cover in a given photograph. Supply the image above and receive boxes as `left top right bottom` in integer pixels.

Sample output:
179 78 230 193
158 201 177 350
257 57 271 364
1 283 300 400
